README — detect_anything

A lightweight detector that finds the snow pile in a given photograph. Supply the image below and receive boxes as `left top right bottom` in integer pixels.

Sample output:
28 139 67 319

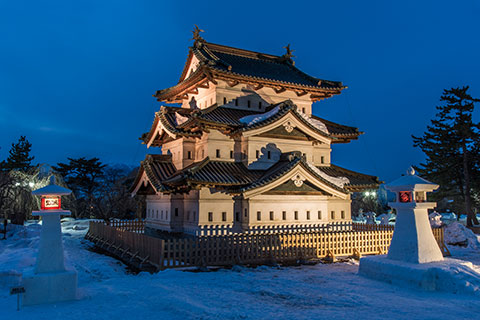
297 110 329 134
377 213 393 225
364 212 377 224
306 161 350 188
444 222 480 249
174 112 189 126
239 106 280 126
429 212 443 227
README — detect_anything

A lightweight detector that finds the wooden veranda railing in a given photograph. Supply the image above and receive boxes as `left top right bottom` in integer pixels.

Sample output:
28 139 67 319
85 220 447 272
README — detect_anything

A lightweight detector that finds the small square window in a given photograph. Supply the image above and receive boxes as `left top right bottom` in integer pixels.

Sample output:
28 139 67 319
331 211 335 220
256 150 260 159
282 211 286 220
257 211 261 221
235 99 239 106
258 101 262 109
222 212 227 221
223 97 227 104
269 211 274 220
302 107 305 113
216 149 221 158
267 151 271 159
230 150 234 159
175 208 179 217
321 156 325 164
294 211 298 220
208 212 213 222
318 210 322 220
341 210 345 219
244 208 248 217
235 212 240 221
247 100 251 108
307 211 310 220
187 151 192 159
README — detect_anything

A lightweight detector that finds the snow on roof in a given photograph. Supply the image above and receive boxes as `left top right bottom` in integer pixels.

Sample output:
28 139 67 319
306 161 350 188
32 176 72 196
385 167 438 192
297 110 329 134
239 106 280 126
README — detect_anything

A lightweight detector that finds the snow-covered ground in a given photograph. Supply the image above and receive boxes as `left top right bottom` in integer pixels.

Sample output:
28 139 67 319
1 220 480 320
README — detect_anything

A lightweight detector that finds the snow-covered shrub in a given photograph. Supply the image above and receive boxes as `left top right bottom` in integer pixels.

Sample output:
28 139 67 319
444 222 480 248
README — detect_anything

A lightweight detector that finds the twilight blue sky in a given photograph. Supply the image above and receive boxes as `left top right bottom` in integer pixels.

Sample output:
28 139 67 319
1 0 479 182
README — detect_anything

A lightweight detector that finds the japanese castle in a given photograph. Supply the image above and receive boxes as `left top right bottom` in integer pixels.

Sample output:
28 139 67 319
131 27 379 236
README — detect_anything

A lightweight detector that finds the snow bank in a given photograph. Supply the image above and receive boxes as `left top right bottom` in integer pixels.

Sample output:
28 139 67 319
444 222 480 249
429 212 443 227
239 106 280 126
360 255 480 296
306 161 350 188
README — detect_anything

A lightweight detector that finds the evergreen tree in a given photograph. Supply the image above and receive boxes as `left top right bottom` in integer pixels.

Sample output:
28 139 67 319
53 157 106 217
1 136 34 171
412 86 480 227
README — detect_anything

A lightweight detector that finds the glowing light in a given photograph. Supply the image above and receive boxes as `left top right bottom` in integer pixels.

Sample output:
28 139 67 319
29 182 34 188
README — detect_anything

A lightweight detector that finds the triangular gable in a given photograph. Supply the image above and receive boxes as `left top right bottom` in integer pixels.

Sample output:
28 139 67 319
258 124 311 141
265 179 329 195
243 164 348 199
241 110 332 144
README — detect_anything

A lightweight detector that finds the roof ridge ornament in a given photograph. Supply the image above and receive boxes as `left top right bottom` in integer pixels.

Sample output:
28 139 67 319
192 25 205 47
407 166 415 176
282 44 295 65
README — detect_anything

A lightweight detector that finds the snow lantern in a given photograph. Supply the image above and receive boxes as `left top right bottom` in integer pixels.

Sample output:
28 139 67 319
385 167 443 263
22 176 77 305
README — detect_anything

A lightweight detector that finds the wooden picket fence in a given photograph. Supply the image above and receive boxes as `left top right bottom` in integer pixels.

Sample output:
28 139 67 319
85 220 447 271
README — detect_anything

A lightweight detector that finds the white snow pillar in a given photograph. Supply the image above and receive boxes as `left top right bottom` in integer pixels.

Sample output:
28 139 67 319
35 212 66 273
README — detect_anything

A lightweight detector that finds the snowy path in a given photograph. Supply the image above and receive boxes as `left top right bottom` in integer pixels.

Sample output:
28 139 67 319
1 220 479 320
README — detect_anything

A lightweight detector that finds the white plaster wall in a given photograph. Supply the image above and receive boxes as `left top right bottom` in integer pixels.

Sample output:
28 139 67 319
312 142 331 166
240 194 351 227
195 130 235 161
198 188 234 225
215 81 313 114
146 194 172 231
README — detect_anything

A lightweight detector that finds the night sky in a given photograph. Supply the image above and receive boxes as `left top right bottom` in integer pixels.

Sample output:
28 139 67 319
1 0 479 182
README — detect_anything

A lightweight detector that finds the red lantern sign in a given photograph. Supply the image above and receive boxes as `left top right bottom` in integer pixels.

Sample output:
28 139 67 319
398 191 412 203
41 196 61 210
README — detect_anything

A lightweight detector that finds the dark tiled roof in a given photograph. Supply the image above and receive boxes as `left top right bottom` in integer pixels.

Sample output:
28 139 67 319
131 154 177 193
236 152 348 194
312 116 361 137
194 42 343 90
145 101 361 145
316 164 380 191
163 157 263 186
233 100 330 139
131 153 380 195
180 104 258 128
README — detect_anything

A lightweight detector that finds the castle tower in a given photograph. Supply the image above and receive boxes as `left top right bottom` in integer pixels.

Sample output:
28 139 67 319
131 28 380 236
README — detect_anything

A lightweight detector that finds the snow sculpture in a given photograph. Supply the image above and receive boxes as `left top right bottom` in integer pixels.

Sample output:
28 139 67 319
385 167 443 263
356 167 480 293
22 176 77 305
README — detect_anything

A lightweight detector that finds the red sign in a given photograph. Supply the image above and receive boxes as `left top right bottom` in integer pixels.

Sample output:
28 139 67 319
41 196 61 210
399 191 412 203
